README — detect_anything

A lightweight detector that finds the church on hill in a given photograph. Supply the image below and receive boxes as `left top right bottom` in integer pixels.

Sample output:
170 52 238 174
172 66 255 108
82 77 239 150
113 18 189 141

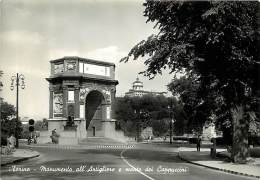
125 77 166 97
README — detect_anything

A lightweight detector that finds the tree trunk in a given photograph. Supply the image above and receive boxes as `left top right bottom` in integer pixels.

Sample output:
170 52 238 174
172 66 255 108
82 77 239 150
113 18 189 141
231 105 249 164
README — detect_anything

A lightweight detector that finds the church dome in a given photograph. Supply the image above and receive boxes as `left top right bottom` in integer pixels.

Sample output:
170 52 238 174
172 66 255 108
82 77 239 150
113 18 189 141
133 77 143 90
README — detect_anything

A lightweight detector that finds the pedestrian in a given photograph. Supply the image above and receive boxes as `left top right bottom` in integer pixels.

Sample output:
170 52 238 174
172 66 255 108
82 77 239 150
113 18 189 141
50 129 56 143
197 135 201 152
33 133 37 144
8 134 16 150
50 129 59 144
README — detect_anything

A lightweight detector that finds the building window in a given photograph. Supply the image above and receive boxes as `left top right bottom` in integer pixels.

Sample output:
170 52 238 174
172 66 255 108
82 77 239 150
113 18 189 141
105 67 110 76
80 105 84 118
106 106 111 119
79 62 84 73
68 91 74 102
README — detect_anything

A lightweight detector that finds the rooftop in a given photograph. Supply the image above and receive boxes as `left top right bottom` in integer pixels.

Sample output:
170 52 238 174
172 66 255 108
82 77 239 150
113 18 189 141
133 77 142 84
50 56 115 66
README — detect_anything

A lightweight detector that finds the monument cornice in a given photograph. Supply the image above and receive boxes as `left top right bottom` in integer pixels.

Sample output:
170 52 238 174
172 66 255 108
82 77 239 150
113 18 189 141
50 56 116 67
46 76 118 85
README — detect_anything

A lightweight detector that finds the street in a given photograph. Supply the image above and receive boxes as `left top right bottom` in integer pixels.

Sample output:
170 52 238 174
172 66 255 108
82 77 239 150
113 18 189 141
1 144 256 180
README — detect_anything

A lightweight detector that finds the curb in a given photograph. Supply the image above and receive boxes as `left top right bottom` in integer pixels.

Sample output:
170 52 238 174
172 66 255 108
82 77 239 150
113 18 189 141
177 151 260 179
1 154 40 167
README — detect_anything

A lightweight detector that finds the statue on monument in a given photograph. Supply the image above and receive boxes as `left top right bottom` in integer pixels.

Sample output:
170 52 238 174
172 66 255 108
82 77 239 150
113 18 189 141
50 129 59 144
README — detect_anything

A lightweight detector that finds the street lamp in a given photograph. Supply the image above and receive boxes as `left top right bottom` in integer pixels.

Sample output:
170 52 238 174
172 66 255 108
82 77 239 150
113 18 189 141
134 109 146 142
134 109 140 142
167 106 172 144
168 99 174 144
10 73 25 148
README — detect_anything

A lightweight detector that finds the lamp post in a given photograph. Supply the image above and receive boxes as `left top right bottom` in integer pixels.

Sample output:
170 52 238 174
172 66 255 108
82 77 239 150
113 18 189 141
168 106 173 144
10 73 25 148
134 109 140 142
0 71 3 121
134 109 145 142
168 98 174 144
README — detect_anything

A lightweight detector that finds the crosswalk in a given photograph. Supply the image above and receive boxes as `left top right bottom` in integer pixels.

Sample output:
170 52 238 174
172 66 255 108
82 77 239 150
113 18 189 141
95 145 135 149
25 144 135 150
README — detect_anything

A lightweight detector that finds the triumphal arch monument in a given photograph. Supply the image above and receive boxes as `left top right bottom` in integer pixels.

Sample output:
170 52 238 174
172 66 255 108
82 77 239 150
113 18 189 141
45 56 119 144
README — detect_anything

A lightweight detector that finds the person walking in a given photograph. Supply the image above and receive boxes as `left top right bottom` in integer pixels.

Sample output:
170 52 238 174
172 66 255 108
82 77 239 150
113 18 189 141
8 134 16 150
197 135 202 152
50 129 59 144
50 129 56 143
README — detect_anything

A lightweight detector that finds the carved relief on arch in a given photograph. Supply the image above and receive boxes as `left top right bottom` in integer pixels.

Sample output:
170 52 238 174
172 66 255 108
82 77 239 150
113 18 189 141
79 87 90 101
79 86 111 104
101 88 111 104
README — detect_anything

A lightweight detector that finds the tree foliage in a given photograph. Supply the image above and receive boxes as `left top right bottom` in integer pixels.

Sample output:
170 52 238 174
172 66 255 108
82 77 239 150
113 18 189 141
168 75 205 133
114 95 184 137
20 118 48 139
1 101 16 121
121 1 259 163
1 100 22 145
0 70 3 91
122 1 259 107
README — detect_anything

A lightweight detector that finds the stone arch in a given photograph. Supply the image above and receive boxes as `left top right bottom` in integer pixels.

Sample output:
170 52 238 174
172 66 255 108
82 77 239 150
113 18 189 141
85 90 107 137
80 86 111 105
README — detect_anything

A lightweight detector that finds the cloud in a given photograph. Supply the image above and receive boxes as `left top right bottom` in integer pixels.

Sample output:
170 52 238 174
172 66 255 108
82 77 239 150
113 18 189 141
86 46 126 64
47 49 85 60
48 46 127 64
0 30 44 45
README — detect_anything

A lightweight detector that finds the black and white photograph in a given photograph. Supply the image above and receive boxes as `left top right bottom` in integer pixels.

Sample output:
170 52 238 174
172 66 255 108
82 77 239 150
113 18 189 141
0 0 260 180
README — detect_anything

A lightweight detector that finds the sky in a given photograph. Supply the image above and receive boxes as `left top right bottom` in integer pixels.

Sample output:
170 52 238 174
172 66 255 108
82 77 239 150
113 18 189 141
0 0 173 120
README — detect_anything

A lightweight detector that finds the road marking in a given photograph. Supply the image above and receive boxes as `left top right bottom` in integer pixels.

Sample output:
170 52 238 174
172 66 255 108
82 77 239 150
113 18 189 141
26 144 135 150
120 148 155 180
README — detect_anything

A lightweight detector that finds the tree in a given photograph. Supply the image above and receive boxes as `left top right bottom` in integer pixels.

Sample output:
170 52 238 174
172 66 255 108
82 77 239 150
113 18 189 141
21 118 48 139
35 119 48 131
1 101 16 121
168 75 202 133
0 70 3 91
121 1 259 163
168 75 221 134
114 95 179 137
1 100 22 145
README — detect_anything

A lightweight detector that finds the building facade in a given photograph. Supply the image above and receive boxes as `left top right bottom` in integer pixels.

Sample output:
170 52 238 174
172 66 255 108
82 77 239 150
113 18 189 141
125 77 166 97
45 56 119 144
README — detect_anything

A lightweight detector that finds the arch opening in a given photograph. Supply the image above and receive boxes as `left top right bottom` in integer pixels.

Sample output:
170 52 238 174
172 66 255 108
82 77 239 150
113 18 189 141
85 90 105 137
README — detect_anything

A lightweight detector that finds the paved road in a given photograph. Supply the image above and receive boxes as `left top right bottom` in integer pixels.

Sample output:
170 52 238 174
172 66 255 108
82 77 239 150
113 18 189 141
1 144 257 180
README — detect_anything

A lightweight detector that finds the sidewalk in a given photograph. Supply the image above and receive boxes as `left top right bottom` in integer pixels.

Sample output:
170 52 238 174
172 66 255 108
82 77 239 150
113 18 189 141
178 147 260 178
1 148 40 166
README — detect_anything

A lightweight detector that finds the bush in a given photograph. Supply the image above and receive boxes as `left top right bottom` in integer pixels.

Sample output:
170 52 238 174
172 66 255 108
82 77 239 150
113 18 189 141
250 147 260 157
172 136 188 141
215 136 260 146
249 136 260 146
188 137 198 144
1 134 8 146
215 137 232 146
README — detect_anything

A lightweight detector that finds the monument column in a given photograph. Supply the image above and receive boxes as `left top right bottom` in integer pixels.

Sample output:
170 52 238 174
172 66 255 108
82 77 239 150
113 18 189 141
74 86 80 118
49 87 54 119
110 87 116 119
62 86 68 118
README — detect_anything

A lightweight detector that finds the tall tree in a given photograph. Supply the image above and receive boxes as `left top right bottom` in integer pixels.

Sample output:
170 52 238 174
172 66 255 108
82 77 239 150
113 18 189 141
121 1 259 163
168 75 205 133
114 95 180 137
0 70 3 92
1 100 22 145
